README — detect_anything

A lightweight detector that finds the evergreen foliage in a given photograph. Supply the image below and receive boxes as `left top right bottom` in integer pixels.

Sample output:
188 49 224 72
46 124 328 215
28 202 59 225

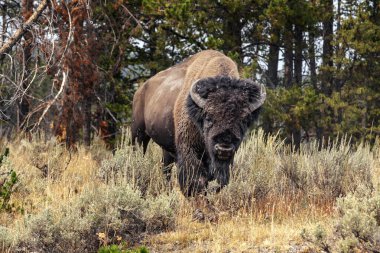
0 0 379 145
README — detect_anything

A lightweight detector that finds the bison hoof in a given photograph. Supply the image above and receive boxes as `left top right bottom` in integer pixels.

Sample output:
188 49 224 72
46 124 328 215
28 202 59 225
192 208 205 221
192 208 218 223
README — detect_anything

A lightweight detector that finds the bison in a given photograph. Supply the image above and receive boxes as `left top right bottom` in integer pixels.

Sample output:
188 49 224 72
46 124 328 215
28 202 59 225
132 50 266 196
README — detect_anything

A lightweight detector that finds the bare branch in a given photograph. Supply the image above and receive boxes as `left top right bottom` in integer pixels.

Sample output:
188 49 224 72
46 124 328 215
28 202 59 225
0 0 48 55
121 4 142 29
31 71 67 131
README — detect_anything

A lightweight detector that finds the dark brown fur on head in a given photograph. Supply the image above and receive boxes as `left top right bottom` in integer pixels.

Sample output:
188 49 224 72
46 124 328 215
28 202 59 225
184 76 262 193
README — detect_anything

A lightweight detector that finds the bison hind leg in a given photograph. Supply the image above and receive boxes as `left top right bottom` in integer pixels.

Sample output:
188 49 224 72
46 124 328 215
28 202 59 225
131 125 150 154
162 150 175 181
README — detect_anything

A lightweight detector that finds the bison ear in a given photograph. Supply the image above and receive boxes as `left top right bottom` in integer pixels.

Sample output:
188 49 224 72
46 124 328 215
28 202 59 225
189 80 207 108
242 79 266 112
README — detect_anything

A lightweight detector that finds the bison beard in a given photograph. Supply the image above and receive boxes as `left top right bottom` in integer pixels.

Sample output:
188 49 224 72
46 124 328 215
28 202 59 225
131 50 266 197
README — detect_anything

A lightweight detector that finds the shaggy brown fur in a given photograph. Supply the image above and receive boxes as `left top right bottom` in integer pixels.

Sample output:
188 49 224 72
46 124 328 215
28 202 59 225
132 50 266 196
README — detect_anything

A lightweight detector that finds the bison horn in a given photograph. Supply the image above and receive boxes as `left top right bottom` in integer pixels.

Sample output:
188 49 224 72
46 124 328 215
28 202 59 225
190 80 206 108
249 82 266 112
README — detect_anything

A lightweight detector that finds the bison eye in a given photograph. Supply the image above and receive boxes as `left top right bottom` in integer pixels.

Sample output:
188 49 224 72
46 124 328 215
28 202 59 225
204 116 213 126
242 118 248 126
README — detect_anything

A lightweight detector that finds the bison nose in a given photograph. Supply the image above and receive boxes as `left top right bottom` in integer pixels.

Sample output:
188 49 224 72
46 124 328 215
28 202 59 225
215 143 235 160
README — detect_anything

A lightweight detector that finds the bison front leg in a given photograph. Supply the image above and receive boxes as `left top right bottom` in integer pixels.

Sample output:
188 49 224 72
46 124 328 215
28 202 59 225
177 154 209 197
178 170 208 197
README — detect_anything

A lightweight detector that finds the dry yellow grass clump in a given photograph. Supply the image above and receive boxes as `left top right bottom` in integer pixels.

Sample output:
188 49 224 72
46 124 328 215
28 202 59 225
0 130 379 252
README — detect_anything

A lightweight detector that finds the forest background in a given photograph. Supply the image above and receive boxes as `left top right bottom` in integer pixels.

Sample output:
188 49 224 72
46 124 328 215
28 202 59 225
0 0 379 147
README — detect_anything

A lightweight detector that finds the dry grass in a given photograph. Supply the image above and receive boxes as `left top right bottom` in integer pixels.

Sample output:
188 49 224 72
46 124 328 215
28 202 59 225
0 130 379 252
148 203 335 253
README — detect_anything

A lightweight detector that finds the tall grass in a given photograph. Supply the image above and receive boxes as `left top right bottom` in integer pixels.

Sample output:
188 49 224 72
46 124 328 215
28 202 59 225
100 129 171 195
0 129 378 252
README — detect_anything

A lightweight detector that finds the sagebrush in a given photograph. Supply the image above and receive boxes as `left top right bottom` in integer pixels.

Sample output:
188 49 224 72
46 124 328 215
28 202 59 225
0 129 378 252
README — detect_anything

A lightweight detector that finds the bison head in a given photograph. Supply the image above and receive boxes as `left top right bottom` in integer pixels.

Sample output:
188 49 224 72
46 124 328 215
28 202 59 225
186 76 266 189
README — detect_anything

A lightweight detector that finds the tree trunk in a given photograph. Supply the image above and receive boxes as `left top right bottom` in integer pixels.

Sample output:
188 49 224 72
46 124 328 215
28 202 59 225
222 18 243 65
1 4 6 46
294 24 303 85
283 21 293 87
148 23 158 75
308 27 317 88
83 97 92 146
293 129 301 151
321 0 334 94
267 27 280 87
66 108 78 148
51 0 99 148
18 0 33 131
316 0 334 146
335 0 344 91
0 5 5 63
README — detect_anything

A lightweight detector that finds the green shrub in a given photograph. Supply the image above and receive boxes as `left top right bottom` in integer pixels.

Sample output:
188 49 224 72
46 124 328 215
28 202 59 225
300 224 331 252
0 148 19 212
12 184 179 253
143 192 180 232
335 188 380 252
206 130 374 212
0 225 13 249
302 188 380 252
0 170 18 211
99 129 170 195
1 129 378 252
98 245 149 253
0 147 9 165
279 138 373 199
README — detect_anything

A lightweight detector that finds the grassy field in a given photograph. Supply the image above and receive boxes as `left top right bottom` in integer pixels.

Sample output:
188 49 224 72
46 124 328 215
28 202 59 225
0 130 379 252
